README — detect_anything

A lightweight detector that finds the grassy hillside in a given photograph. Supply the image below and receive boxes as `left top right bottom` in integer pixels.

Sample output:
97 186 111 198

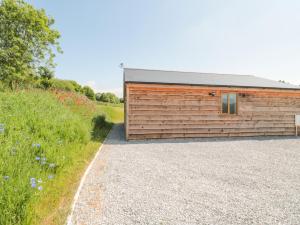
0 90 124 225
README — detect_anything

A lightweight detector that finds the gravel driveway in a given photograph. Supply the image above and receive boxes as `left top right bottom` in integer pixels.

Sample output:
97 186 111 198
68 125 300 225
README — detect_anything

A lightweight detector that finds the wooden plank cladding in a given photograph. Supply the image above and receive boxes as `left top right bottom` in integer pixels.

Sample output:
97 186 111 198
125 83 300 140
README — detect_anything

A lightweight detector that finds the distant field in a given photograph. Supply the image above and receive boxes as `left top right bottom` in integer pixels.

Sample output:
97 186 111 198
0 90 124 225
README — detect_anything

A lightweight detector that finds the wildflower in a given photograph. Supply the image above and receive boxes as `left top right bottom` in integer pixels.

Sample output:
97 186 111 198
35 156 41 161
38 178 42 183
3 176 9 180
38 186 43 191
30 177 36 184
49 163 56 168
48 175 54 180
40 157 46 165
30 177 37 188
0 124 4 134
32 143 41 148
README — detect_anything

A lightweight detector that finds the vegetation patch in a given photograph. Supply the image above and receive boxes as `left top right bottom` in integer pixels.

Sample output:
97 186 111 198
0 90 123 224
0 1 124 224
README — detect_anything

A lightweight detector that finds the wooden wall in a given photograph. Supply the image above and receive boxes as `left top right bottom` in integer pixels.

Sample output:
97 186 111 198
125 83 300 140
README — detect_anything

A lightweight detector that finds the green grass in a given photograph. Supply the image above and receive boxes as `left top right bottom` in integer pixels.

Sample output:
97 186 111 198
96 102 124 124
0 90 124 225
97 101 124 108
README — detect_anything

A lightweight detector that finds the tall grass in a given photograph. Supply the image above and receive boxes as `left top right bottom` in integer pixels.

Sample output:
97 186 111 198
0 90 111 224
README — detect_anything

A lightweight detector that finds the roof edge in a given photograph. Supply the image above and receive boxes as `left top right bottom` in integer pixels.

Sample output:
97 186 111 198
123 67 256 77
125 81 300 91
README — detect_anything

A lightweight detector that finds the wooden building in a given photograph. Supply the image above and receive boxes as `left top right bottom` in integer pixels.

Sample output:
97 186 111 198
124 68 300 140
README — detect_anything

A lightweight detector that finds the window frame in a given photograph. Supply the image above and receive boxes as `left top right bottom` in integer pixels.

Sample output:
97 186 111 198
221 93 238 115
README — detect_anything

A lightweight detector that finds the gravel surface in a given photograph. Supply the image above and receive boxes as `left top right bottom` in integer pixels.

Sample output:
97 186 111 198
69 125 300 225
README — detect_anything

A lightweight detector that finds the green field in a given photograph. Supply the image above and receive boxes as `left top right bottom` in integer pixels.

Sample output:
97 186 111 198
0 90 124 225
96 102 124 124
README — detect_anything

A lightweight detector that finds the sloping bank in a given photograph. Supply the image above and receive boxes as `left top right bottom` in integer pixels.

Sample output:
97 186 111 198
0 90 123 225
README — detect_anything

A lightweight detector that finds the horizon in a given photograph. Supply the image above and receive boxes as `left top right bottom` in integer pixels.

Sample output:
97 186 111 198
27 0 300 96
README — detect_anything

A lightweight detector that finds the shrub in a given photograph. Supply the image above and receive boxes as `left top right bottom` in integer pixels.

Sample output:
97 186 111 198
51 79 76 92
68 80 83 93
82 86 95 100
96 92 120 104
0 81 7 92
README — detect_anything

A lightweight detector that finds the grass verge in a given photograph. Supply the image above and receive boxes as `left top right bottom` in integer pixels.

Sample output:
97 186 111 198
0 90 124 225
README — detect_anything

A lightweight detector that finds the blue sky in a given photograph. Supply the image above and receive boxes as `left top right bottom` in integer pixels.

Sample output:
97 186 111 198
28 0 300 96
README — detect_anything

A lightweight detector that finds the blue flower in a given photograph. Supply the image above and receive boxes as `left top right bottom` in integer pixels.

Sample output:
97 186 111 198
0 124 4 134
30 178 37 188
30 177 36 184
48 175 54 180
38 186 43 191
35 156 41 161
32 143 41 148
3 176 9 180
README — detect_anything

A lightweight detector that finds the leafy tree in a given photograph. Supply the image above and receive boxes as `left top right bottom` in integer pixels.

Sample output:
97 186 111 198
0 0 61 89
39 66 54 80
83 86 95 100
95 92 102 101
38 66 54 89
96 92 120 104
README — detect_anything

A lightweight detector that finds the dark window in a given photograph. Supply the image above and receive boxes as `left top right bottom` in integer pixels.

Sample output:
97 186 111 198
229 94 237 114
222 94 228 113
222 93 237 114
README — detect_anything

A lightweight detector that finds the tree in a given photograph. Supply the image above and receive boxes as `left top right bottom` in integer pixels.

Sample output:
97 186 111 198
38 66 54 89
39 66 54 80
95 92 120 104
83 86 95 100
0 0 61 89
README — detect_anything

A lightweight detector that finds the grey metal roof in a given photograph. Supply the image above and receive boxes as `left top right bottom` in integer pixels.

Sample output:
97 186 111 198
124 68 300 90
